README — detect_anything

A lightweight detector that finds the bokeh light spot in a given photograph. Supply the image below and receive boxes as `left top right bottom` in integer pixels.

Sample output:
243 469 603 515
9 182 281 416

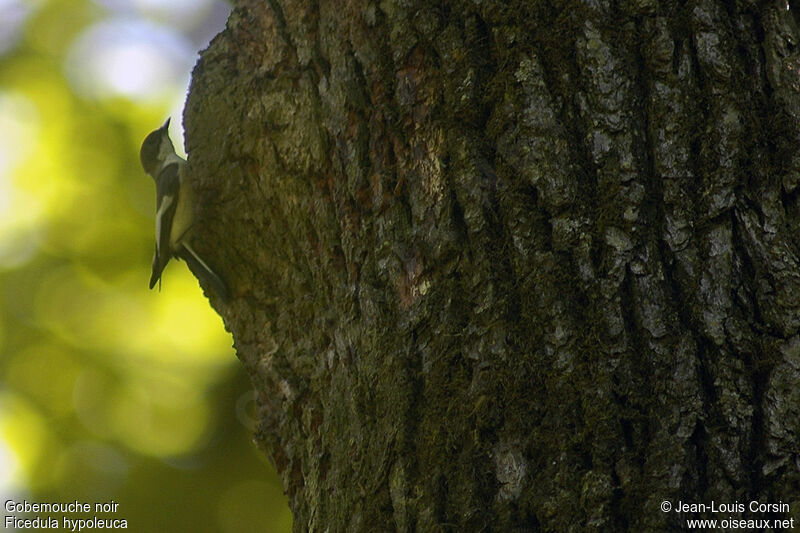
93 0 215 30
0 91 43 268
54 441 129 499
0 0 34 55
0 435 23 495
0 392 57 492
65 18 194 101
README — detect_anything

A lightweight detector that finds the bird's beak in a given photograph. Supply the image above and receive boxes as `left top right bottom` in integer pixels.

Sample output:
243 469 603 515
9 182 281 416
161 117 171 130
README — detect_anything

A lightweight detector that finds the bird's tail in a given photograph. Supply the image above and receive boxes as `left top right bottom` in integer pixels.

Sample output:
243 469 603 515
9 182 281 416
178 243 231 302
149 245 166 290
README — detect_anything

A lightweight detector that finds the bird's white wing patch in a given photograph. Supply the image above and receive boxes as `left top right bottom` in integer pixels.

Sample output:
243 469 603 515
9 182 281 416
155 194 174 255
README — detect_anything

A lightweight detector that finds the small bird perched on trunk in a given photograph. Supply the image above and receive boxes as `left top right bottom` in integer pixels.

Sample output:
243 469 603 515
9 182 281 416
139 118 230 301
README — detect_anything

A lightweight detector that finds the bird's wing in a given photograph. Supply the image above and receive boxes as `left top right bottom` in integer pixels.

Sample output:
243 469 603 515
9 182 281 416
149 163 181 289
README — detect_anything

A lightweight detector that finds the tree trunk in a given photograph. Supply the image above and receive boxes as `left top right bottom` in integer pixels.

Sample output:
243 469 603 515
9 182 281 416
183 0 800 530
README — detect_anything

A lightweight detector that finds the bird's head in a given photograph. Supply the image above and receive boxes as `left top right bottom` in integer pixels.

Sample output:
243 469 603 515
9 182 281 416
139 118 175 177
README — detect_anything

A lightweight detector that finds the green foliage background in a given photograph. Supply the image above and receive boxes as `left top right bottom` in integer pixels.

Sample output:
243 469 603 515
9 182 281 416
0 1 291 531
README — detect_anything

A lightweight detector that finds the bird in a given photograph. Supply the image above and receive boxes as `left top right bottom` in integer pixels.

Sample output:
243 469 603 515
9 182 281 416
139 118 230 301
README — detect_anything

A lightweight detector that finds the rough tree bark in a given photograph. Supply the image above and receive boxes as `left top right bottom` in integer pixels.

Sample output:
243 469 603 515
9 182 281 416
182 0 800 531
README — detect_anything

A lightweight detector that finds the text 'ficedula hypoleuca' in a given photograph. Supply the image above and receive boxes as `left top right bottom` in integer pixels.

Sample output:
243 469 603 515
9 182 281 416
140 118 229 301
